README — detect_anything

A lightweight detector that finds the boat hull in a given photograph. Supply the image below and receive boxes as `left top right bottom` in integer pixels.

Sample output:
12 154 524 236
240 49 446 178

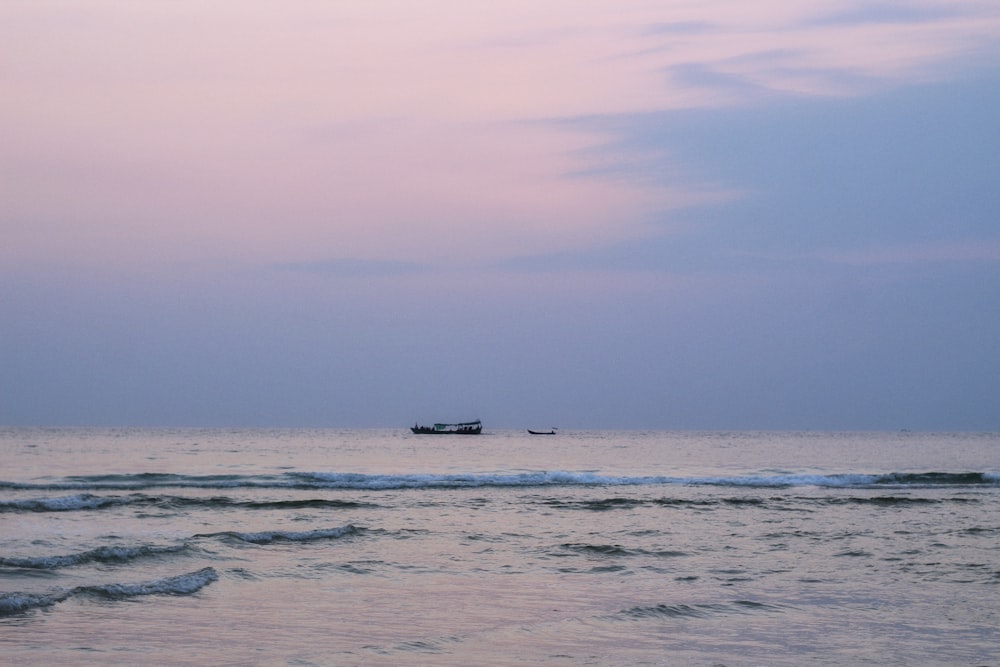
411 421 482 435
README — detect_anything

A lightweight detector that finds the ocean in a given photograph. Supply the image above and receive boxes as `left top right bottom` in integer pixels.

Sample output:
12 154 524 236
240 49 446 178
1 427 998 666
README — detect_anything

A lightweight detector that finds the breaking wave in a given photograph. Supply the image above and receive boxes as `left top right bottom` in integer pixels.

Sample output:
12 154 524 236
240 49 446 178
0 544 189 570
0 494 130 512
558 543 688 558
2 471 997 492
539 494 979 513
197 525 362 544
0 493 372 514
0 524 360 616
617 600 787 620
0 567 218 616
76 567 219 599
2 524 360 575
0 591 71 615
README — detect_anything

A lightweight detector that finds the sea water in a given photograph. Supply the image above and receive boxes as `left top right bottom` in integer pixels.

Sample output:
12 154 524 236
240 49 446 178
1 427 998 666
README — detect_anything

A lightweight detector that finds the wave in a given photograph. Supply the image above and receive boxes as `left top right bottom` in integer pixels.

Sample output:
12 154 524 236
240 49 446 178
2 524 360 572
0 567 218 616
196 525 362 544
0 591 71 615
541 494 974 513
0 544 189 570
2 470 997 492
1 523 359 616
76 567 218 599
0 493 373 514
0 494 131 512
559 543 688 558
617 600 786 620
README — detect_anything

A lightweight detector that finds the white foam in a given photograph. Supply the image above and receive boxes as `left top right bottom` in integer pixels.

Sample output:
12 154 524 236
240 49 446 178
0 591 69 615
228 525 358 544
80 567 218 598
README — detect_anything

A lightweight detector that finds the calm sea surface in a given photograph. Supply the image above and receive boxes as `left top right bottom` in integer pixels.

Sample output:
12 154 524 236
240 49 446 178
1 427 998 666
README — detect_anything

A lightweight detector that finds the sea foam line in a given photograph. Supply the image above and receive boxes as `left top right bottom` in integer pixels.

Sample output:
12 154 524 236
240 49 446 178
2 470 997 491
0 493 373 514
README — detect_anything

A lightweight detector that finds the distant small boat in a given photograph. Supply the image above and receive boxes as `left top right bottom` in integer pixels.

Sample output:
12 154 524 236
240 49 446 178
411 420 482 435
527 428 557 435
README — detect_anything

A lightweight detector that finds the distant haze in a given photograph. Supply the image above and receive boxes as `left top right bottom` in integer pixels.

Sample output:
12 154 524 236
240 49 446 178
2 1 999 430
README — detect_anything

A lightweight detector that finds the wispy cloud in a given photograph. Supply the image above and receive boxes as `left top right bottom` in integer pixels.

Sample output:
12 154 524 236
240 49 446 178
729 240 1000 271
807 2 963 27
814 241 1000 266
275 259 427 277
642 21 717 36
664 62 777 103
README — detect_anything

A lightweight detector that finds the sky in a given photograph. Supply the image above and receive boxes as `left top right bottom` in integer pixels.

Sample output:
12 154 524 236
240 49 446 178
2 0 999 430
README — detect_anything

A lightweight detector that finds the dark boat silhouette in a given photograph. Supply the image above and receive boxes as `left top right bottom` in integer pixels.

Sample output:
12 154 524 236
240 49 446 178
411 420 482 435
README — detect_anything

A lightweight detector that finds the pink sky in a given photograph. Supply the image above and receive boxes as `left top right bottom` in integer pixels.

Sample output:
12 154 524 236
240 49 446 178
4 0 999 272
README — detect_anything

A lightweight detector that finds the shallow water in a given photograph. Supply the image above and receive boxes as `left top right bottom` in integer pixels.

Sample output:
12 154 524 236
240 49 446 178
2 428 998 665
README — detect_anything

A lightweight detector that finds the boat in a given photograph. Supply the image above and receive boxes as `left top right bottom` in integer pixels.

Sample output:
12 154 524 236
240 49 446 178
411 420 482 435
527 428 557 435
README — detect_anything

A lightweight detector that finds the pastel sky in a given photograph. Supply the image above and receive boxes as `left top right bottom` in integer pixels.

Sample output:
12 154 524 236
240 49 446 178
3 0 999 429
